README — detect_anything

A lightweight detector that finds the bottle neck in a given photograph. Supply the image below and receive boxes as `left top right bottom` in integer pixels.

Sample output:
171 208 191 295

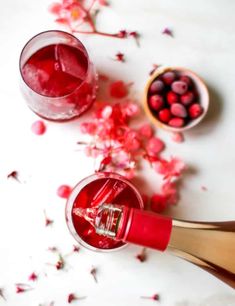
73 203 173 251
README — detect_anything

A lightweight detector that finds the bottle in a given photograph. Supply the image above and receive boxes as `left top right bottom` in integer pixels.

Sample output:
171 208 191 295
74 203 235 289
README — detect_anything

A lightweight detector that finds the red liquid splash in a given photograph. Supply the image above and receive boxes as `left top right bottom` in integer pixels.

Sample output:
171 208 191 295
71 178 142 249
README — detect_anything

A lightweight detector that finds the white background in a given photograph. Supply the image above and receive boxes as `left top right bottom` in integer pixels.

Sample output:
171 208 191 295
0 0 235 305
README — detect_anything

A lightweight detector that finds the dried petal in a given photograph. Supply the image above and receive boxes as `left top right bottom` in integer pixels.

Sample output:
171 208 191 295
90 267 98 283
115 52 125 62
162 27 173 37
0 288 6 300
28 272 38 281
136 248 147 262
171 132 184 143
7 171 20 182
110 81 128 98
68 293 76 303
141 293 160 301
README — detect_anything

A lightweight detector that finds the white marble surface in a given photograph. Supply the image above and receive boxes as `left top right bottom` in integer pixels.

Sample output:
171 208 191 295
0 0 235 305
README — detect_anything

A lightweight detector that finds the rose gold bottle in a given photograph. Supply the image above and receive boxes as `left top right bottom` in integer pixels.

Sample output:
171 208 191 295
74 203 235 289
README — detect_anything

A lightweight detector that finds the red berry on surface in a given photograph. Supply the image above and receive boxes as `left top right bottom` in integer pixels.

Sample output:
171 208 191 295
168 117 185 127
179 75 192 86
31 120 46 135
171 81 188 95
149 95 164 111
188 103 203 119
181 91 194 105
170 103 187 118
158 108 171 123
149 80 164 94
57 185 71 199
161 71 176 85
166 91 179 104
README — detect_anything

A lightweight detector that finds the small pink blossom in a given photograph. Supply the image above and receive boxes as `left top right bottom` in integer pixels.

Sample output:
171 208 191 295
171 132 184 143
146 137 165 156
139 123 153 139
153 157 186 179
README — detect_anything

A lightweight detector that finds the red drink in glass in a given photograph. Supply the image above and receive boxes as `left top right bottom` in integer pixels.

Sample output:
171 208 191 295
66 173 143 251
19 30 97 121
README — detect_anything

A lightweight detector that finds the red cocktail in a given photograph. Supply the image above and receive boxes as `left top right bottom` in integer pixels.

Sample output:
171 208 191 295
19 30 97 121
66 173 143 251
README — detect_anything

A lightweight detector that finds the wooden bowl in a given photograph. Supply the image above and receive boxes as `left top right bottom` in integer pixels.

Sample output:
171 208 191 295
143 66 209 132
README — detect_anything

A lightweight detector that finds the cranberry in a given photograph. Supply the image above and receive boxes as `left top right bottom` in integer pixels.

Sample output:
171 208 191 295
149 80 164 94
166 91 179 104
158 108 171 123
57 185 71 199
149 95 164 111
31 120 46 135
161 71 176 85
179 75 192 86
181 91 194 105
170 103 187 118
168 118 185 127
188 103 203 119
171 81 188 95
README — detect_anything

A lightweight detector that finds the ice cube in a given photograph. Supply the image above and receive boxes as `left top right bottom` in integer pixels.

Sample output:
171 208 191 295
91 179 127 207
55 44 88 80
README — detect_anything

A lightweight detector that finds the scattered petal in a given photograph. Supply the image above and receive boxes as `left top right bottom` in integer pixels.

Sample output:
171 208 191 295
73 245 80 252
15 283 32 294
0 288 6 301
90 267 98 283
68 293 76 303
139 123 154 139
171 132 184 143
117 30 128 38
44 210 54 226
136 248 147 262
201 185 208 191
109 81 128 98
114 52 125 62
146 137 165 156
7 170 21 183
28 272 38 281
141 293 160 301
31 120 46 135
162 27 173 37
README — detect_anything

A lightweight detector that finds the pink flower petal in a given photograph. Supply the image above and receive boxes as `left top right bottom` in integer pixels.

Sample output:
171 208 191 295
146 137 165 156
139 123 153 139
171 132 184 143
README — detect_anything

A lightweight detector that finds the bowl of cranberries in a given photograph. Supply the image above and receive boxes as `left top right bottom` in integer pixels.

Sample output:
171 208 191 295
144 67 209 132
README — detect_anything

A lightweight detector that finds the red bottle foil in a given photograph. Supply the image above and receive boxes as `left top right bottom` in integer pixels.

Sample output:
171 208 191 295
116 207 172 251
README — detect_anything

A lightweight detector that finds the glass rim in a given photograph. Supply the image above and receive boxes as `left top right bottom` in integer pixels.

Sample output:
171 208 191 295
65 172 144 253
19 29 91 99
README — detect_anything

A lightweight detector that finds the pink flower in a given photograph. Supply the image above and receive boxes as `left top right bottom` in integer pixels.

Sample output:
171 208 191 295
162 181 178 205
139 123 153 139
153 157 186 179
123 130 141 151
146 137 165 156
